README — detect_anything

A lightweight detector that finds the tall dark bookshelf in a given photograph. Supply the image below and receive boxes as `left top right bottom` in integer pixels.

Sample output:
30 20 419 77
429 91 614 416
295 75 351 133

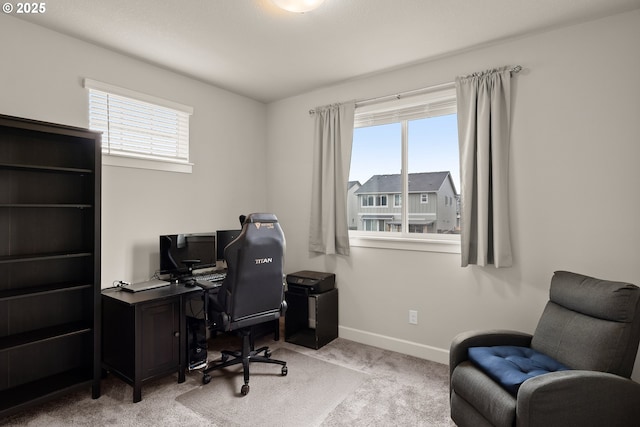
0 114 101 418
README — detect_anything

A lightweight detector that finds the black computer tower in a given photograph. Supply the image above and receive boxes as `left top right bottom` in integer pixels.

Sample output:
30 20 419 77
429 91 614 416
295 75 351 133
185 295 207 369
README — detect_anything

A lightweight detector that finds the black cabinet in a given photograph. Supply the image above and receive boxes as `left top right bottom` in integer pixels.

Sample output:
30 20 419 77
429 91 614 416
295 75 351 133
0 114 101 417
140 300 181 379
285 288 338 349
102 285 200 402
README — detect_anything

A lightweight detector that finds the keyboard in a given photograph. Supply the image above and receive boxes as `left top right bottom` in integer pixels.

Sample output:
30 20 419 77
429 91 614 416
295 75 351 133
193 271 227 282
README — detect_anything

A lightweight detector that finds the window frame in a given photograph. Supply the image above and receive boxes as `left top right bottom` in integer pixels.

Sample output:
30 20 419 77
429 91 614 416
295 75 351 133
84 78 194 173
349 87 460 254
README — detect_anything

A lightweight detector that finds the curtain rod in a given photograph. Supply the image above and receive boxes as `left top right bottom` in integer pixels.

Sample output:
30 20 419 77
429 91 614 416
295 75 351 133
309 65 522 115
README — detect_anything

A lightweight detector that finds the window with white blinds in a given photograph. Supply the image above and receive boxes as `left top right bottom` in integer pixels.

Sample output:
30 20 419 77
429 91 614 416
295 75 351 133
354 89 456 128
84 79 193 171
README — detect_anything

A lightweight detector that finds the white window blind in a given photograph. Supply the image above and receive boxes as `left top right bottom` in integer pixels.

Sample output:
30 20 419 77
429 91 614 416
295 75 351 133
354 88 456 128
84 79 193 165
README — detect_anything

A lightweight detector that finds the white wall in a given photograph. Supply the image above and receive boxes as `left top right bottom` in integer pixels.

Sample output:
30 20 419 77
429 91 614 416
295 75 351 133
266 10 640 379
2 9 639 381
0 15 269 285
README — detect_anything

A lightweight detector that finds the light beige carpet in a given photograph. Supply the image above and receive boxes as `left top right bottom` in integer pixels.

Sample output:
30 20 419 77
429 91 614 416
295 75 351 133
1 338 455 426
176 348 368 427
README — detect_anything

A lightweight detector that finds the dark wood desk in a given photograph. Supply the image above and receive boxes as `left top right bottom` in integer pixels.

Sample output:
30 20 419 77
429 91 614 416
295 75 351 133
101 284 201 402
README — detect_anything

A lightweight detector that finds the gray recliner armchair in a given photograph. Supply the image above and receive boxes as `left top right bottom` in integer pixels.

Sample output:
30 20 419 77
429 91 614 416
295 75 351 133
449 271 640 427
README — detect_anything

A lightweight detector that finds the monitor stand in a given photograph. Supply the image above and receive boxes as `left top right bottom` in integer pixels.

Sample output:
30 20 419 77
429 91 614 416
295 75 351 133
181 259 201 276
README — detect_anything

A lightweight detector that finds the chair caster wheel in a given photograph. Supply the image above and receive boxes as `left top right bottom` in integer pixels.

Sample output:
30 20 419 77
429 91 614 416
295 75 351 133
265 350 271 358
281 366 288 376
241 384 250 395
203 374 211 384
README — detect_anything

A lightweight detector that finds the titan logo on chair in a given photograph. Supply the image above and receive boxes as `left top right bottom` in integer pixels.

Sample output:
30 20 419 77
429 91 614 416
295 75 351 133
255 257 273 264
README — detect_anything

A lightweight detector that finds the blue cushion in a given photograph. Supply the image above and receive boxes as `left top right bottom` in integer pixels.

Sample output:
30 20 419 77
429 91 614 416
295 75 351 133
468 346 571 395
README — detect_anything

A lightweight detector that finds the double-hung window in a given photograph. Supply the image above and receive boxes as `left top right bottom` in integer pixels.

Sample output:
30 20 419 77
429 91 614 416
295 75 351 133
84 79 193 173
348 87 460 253
362 195 388 207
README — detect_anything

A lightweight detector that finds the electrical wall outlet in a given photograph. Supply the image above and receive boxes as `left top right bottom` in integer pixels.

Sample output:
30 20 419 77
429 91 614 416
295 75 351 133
409 310 418 325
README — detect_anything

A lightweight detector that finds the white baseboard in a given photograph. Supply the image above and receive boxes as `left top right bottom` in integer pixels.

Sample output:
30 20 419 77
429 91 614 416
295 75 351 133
338 326 450 366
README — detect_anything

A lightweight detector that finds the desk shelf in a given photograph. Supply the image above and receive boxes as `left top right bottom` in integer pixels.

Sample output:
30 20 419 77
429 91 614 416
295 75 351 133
0 204 93 208
0 162 93 175
0 321 92 352
0 114 101 418
0 252 93 264
0 282 93 301
0 367 94 416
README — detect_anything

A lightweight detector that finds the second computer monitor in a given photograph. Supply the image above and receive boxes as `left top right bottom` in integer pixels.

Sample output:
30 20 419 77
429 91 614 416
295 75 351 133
216 229 242 261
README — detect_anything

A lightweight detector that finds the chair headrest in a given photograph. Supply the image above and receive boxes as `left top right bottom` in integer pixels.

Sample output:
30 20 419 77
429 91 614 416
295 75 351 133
550 271 640 322
244 213 278 224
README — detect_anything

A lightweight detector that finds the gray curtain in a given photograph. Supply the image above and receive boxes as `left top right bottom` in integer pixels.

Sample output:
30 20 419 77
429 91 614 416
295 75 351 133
309 102 355 255
456 67 513 267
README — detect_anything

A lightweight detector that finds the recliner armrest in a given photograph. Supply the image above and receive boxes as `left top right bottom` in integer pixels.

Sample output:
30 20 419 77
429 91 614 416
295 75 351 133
517 370 640 427
449 329 533 388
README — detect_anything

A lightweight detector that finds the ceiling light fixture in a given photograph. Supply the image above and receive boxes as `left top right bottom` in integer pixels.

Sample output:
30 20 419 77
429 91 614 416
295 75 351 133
271 0 326 13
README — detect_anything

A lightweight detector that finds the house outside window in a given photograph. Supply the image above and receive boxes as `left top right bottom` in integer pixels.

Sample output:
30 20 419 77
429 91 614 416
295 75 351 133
354 171 457 234
348 87 460 251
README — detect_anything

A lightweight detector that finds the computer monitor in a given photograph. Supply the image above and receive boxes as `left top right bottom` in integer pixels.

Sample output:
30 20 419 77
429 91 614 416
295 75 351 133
159 233 216 278
216 229 241 261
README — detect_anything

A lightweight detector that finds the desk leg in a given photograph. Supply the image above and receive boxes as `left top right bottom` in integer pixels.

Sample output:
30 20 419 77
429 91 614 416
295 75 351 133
134 308 143 403
133 383 142 403
178 293 188 384
177 326 186 383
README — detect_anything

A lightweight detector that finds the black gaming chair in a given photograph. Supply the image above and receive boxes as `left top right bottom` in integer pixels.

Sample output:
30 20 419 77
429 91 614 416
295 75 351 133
201 213 288 395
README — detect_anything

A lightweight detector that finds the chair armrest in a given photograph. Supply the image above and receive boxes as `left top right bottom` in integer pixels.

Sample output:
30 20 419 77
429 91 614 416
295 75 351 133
280 299 288 316
517 370 640 427
449 329 533 384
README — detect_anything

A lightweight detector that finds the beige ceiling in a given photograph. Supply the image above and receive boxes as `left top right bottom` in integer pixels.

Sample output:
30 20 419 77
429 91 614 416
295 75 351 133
15 0 640 103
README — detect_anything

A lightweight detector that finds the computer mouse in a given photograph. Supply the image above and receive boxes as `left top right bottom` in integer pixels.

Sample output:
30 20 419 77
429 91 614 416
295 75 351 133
184 279 196 287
